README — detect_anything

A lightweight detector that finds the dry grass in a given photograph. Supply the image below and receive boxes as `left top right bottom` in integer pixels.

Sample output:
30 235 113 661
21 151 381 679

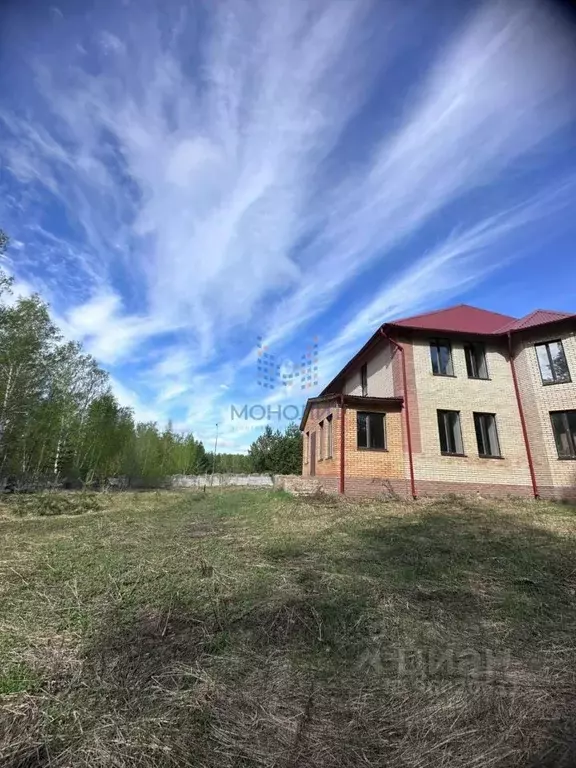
1 489 576 766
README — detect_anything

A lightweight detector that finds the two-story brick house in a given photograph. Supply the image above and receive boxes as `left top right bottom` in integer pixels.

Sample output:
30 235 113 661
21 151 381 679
300 305 576 500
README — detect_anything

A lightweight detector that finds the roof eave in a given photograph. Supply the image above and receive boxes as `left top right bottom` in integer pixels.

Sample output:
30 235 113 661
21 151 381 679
300 393 403 431
299 393 341 431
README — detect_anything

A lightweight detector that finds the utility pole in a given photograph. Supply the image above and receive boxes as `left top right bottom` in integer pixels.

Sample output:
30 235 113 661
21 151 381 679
211 423 219 486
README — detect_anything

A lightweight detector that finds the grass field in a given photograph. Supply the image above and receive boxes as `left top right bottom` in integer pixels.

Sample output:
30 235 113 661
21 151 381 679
1 489 576 767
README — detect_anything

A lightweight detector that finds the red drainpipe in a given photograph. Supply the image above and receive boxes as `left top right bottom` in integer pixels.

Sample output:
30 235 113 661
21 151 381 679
339 394 346 494
380 329 417 499
507 332 539 499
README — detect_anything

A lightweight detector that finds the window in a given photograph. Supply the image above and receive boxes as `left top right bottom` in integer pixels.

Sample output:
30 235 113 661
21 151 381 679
326 414 333 458
357 412 386 450
430 339 454 376
465 343 488 379
474 413 501 457
535 341 571 385
305 431 309 464
318 421 324 460
550 411 576 459
361 363 368 396
437 410 464 455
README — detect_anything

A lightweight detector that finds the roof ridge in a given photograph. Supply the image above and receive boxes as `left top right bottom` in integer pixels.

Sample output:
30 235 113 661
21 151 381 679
390 303 517 326
531 308 572 316
390 303 468 323
494 308 575 334
516 309 540 323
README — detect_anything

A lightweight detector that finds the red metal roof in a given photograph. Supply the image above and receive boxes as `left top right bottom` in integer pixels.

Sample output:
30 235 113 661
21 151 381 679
389 304 517 335
494 309 575 334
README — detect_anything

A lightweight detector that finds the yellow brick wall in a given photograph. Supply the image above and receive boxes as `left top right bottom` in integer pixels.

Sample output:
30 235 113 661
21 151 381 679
513 328 576 490
343 340 395 397
301 324 576 498
301 401 404 480
342 406 404 479
408 337 532 487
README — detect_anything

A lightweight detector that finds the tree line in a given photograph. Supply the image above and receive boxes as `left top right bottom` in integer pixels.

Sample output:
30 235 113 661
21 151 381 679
0 231 302 487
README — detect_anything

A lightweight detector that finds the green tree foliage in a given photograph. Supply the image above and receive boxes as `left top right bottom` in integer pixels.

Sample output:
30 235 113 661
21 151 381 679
0 229 303 484
0 231 215 487
208 452 253 474
248 424 303 474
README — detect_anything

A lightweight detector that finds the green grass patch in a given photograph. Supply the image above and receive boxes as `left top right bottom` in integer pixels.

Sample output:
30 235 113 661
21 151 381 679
0 663 38 695
1 490 576 767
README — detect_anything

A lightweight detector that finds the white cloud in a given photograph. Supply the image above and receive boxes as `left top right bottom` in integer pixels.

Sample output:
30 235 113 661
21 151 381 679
262 0 576 347
109 376 165 424
1 276 36 307
1 0 377 353
59 293 171 365
1 0 574 440
297 176 575 395
323 178 576 361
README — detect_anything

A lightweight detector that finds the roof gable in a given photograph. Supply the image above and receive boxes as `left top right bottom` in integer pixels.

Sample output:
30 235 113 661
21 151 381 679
495 309 575 333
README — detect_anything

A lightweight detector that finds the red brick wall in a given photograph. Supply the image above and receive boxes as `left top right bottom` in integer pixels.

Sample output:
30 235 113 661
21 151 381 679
302 401 341 479
301 401 405 486
394 337 422 454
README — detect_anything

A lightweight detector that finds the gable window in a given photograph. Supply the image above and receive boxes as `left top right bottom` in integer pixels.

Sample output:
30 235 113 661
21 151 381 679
437 410 464 455
430 339 454 376
474 413 501 458
535 341 571 385
361 363 368 396
465 342 488 379
357 412 386 450
318 421 324 460
326 414 333 458
550 411 576 459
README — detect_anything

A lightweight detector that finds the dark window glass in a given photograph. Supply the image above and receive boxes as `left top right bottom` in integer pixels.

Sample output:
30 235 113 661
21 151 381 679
361 363 368 396
535 341 571 384
437 410 463 455
465 343 488 379
318 421 324 459
357 412 386 449
326 415 333 458
430 339 454 376
357 413 367 448
550 411 576 458
369 414 385 449
474 413 501 457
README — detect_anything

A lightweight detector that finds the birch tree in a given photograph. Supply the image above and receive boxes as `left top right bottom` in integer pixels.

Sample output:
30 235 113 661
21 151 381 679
0 229 216 486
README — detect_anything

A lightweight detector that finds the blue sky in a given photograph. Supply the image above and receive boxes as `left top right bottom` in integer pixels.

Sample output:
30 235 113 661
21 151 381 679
1 0 576 452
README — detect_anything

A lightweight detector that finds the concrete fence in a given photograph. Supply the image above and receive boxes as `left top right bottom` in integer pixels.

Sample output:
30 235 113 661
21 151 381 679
2 473 329 497
171 473 274 488
171 474 330 496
